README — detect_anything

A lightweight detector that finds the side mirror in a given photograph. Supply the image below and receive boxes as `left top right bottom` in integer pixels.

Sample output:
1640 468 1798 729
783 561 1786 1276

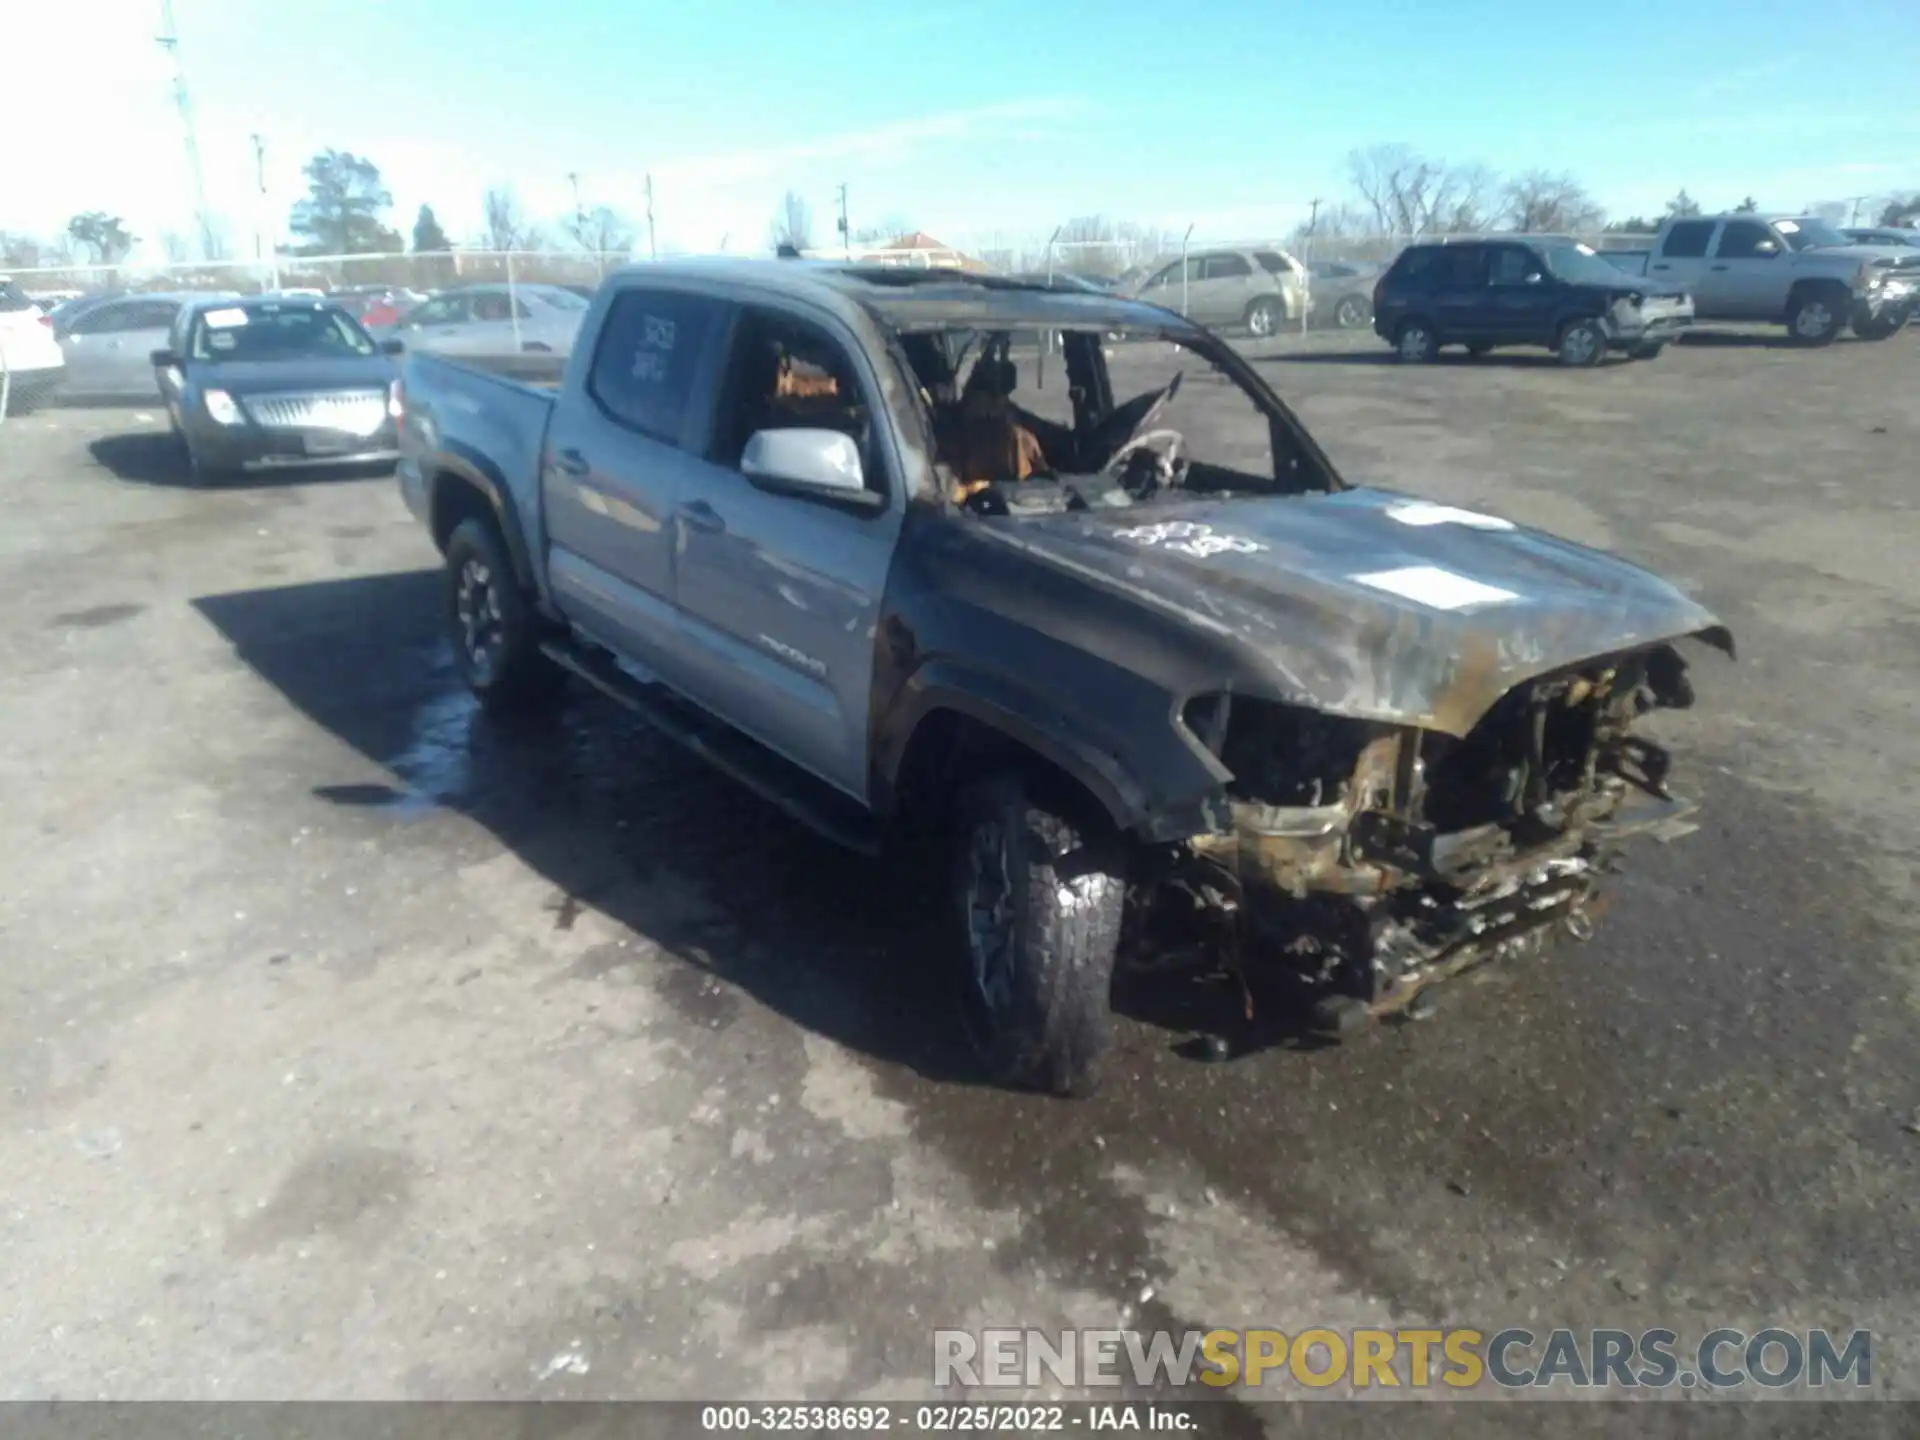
1753 240 1780 256
740 428 882 512
379 338 405 355
1525 271 1544 284
150 348 181 367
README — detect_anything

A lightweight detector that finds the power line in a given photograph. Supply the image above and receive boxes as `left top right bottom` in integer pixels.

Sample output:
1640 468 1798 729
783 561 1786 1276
156 0 216 262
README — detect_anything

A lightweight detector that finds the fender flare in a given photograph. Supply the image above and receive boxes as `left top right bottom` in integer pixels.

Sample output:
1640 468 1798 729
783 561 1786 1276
880 660 1184 839
425 444 538 596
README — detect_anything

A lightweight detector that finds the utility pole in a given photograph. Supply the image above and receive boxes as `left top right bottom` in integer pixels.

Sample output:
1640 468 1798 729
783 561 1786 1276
566 171 585 235
1846 195 1872 226
251 132 280 290
644 174 657 260
1306 197 1322 259
836 182 850 259
157 0 216 265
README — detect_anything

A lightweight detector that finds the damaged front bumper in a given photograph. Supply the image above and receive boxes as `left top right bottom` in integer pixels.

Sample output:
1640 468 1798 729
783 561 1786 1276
1166 644 1718 1034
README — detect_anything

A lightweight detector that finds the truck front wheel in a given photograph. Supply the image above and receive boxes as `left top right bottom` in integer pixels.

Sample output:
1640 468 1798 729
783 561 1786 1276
443 518 562 712
952 772 1126 1097
1787 291 1844 346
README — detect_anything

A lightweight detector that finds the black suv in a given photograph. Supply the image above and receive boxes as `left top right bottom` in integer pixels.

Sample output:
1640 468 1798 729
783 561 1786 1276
1372 236 1694 367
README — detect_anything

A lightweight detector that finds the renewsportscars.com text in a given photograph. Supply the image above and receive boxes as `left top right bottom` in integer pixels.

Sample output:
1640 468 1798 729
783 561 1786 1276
933 1326 1873 1391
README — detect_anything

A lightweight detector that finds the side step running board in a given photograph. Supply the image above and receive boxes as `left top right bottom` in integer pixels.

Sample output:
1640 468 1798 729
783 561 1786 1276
539 639 882 857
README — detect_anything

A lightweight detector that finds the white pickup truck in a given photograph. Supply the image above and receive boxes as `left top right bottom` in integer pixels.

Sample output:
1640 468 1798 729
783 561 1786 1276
1621 214 1918 344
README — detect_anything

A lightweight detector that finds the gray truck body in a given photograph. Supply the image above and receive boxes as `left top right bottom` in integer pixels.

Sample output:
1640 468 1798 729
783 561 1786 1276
395 258 1732 1055
1644 214 1918 337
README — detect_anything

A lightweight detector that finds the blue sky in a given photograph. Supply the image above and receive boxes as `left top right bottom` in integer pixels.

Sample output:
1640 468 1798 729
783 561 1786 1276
11 0 1919 260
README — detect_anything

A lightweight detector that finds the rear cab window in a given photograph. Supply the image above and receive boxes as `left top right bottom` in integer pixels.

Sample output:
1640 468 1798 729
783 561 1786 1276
1659 220 1716 258
587 288 729 447
708 307 890 501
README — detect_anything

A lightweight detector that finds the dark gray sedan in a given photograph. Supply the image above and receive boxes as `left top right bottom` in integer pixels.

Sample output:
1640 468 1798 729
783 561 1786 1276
153 297 404 484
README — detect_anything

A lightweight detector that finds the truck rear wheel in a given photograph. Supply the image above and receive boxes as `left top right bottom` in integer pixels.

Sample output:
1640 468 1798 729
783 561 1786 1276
443 517 562 713
951 771 1125 1097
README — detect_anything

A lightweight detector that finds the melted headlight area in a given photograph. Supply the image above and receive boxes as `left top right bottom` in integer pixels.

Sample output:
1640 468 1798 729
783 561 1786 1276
1166 645 1704 1029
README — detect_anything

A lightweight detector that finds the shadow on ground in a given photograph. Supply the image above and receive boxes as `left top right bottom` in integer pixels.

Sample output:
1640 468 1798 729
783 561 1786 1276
90 430 394 490
191 571 1919 1333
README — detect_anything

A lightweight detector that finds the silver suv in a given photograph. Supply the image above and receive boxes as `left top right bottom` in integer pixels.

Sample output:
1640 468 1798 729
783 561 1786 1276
1125 247 1309 337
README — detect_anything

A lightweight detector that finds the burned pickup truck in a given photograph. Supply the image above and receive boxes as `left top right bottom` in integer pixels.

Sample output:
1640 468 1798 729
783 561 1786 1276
396 259 1732 1095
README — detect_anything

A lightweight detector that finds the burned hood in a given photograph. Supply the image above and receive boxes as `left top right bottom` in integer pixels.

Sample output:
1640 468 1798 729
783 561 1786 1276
979 488 1731 736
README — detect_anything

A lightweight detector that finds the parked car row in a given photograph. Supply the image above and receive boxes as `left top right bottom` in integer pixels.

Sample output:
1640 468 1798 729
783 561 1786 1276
1369 214 1918 367
0 278 595 410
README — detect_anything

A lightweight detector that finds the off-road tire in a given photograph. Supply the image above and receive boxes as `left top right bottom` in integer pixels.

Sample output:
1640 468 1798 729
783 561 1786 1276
951 772 1125 1097
1787 290 1844 346
443 517 563 713
1333 294 1370 330
1395 320 1439 362
1557 318 1607 367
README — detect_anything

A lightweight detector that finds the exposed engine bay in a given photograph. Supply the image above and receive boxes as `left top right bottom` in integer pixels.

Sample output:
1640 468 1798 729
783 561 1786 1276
1154 642 1708 1033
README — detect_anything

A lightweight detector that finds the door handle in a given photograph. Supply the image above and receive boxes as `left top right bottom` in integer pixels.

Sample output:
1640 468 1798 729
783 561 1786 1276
681 500 725 534
1651 263 1671 270
553 447 589 478
1710 264 1729 272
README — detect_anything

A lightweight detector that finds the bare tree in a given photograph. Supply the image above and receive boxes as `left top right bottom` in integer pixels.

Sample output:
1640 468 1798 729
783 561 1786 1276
482 187 541 251
849 213 915 246
1051 215 1134 277
1501 170 1606 233
1346 145 1496 236
1665 189 1701 219
2 232 46 268
1879 194 1920 226
565 205 635 256
769 190 814 251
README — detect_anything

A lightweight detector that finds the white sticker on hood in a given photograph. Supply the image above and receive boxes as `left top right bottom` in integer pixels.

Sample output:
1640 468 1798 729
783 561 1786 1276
1576 243 1597 255
1113 520 1267 559
203 307 249 328
1352 565 1517 610
1384 501 1515 531
1775 219 1799 234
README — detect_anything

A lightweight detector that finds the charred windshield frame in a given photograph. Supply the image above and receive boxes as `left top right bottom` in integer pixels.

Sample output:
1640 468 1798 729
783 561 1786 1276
887 316 1341 512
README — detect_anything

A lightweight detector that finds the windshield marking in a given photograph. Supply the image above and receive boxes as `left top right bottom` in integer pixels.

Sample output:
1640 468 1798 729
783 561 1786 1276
1352 565 1518 611
1113 521 1267 559
1385 501 1515 531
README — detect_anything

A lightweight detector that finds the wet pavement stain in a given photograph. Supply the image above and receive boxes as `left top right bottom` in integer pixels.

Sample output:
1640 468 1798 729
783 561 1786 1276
226 1145 417 1258
49 602 144 629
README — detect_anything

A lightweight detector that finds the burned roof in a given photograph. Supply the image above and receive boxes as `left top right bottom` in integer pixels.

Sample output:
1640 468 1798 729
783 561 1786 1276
603 256 1202 337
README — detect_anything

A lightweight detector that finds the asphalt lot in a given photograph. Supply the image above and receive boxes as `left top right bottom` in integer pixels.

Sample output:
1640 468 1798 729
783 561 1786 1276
1 326 1916 1424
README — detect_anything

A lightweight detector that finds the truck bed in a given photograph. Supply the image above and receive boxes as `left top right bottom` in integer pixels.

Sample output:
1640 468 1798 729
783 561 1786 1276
399 351 558 557
411 349 567 390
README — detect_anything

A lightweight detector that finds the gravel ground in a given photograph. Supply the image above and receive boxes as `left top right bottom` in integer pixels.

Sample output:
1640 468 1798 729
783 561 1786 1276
0 325 1915 1425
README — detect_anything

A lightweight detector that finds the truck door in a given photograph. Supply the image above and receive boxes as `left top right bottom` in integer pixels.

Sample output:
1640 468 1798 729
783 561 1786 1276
1647 219 1717 308
1702 218 1786 319
668 303 904 802
540 285 732 684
